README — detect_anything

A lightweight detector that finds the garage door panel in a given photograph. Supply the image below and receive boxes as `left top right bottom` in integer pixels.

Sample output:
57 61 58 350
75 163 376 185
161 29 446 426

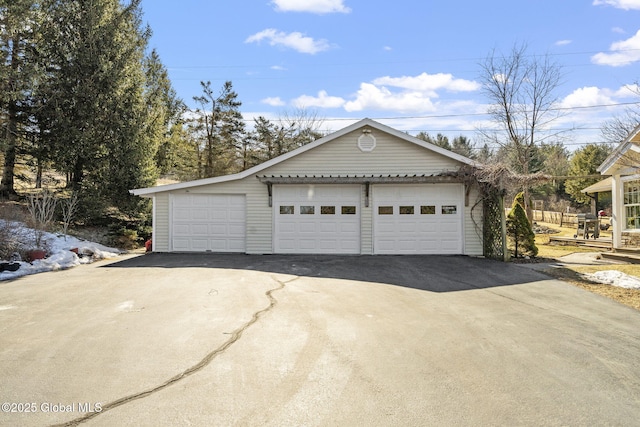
274 185 360 254
171 194 245 252
320 222 337 233
189 238 209 251
340 223 358 233
374 184 463 255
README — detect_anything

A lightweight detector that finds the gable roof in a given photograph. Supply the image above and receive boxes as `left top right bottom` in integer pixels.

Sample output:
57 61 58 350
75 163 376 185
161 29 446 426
598 123 640 176
131 118 476 197
581 177 612 194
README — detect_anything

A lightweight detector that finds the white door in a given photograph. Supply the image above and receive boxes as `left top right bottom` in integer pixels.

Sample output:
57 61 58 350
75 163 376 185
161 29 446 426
171 194 246 252
374 184 463 254
274 184 361 254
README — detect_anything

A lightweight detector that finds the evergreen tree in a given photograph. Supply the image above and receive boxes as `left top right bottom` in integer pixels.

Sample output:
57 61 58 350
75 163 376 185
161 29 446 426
451 135 475 159
190 80 245 178
535 141 569 197
416 132 451 150
565 143 612 205
476 143 494 164
506 192 538 257
37 0 156 216
0 0 41 196
144 49 185 176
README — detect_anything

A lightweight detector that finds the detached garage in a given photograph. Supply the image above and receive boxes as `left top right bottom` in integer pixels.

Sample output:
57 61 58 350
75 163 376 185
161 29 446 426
131 119 485 256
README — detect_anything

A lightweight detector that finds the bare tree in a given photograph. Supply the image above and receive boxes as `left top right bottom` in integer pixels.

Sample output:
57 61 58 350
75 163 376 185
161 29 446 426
600 82 640 144
479 43 564 219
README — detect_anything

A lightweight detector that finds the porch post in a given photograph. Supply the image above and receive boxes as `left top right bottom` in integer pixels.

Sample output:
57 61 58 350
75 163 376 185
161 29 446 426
611 175 623 250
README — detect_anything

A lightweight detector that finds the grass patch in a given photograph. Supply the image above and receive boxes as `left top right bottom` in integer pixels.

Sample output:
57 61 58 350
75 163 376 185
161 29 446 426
534 229 604 258
531 221 640 311
542 266 640 311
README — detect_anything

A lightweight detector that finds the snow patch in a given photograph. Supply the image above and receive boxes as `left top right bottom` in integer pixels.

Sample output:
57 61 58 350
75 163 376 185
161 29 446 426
583 270 640 290
0 221 122 281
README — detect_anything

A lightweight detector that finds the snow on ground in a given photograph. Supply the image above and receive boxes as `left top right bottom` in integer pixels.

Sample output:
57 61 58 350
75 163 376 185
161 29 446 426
0 221 122 281
583 270 640 290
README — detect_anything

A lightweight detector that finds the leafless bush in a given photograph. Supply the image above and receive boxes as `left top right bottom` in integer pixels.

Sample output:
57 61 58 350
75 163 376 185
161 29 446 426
60 191 79 239
0 203 29 260
27 190 57 248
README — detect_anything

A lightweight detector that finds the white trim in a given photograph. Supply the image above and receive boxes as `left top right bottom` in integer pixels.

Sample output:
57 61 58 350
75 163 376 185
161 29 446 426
612 175 623 249
598 123 640 175
168 194 175 251
152 196 157 252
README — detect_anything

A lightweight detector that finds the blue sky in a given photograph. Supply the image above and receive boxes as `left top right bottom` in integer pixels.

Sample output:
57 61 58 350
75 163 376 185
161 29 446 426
139 0 640 149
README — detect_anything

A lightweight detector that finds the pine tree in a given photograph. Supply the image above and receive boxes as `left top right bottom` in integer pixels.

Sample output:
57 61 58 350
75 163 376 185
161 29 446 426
0 0 41 196
451 135 475 159
190 80 245 178
506 192 538 257
37 0 156 217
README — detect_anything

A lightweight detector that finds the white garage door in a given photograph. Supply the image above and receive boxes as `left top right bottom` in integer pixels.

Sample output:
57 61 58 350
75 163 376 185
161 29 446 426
274 185 361 254
374 184 463 254
171 194 245 252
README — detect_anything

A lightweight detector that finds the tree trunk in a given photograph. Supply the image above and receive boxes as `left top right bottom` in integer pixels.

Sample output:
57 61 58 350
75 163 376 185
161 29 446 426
0 37 21 198
0 101 18 198
35 160 43 189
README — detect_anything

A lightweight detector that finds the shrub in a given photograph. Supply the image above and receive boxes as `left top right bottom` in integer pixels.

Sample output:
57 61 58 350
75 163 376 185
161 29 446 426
507 192 538 257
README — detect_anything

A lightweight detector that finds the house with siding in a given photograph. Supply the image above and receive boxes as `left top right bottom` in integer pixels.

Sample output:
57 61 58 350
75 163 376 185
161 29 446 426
596 124 640 251
130 118 484 256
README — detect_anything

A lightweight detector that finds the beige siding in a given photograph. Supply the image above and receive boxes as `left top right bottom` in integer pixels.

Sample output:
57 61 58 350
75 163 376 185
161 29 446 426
153 194 170 252
261 129 460 176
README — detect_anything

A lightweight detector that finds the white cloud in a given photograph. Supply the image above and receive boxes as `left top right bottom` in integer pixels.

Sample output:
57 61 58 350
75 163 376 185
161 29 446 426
245 29 331 54
591 29 640 66
555 39 572 46
372 72 480 96
292 90 345 109
271 0 351 14
271 65 287 71
593 0 640 10
262 97 286 107
614 83 640 98
560 87 615 108
383 46 393 51
344 83 437 113
613 27 626 34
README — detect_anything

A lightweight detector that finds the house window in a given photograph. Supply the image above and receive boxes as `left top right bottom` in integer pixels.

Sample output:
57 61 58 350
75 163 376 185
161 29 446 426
342 206 356 215
442 205 457 215
300 206 315 215
624 181 640 229
280 206 294 214
399 206 414 215
378 206 393 215
321 206 336 215
420 205 436 215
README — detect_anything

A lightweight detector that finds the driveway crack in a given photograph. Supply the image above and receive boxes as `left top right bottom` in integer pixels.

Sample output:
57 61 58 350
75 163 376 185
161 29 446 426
52 276 291 427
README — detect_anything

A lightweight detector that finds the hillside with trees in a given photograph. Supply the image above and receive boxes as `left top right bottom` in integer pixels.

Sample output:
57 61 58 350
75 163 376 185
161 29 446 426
0 0 324 246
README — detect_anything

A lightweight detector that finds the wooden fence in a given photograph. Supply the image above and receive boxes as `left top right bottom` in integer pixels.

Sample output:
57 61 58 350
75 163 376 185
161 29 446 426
531 210 580 226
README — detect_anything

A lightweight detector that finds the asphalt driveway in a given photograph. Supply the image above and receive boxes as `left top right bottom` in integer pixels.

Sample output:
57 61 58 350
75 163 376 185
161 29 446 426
1 254 639 426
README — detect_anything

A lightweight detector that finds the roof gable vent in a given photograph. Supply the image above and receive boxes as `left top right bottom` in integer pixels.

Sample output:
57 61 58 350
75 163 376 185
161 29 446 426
358 129 376 152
